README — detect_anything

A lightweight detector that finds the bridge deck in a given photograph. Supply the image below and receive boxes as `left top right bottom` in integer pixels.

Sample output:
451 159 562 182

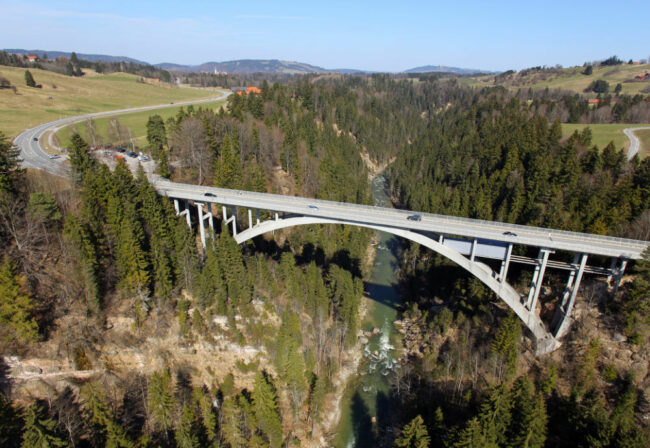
154 180 648 260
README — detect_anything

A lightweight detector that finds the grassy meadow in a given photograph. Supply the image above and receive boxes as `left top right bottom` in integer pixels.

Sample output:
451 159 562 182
561 123 650 158
0 65 217 137
461 63 650 95
55 99 227 150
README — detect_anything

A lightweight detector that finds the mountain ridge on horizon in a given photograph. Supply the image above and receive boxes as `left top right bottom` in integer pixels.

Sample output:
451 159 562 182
4 48 492 75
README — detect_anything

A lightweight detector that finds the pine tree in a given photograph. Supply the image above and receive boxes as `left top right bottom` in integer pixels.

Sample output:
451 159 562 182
191 387 218 444
508 377 546 448
0 131 23 196
62 215 102 312
491 313 521 377
175 405 199 448
252 372 283 448
21 404 68 448
81 382 133 448
0 394 23 448
146 115 167 160
0 256 38 343
68 133 96 184
220 397 246 448
622 248 650 344
147 369 176 433
24 70 36 87
395 415 430 448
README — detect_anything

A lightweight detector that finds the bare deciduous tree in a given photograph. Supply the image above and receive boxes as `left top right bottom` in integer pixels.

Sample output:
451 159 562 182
170 117 209 185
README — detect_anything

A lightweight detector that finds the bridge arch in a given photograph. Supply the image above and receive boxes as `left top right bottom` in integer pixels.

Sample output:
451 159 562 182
234 215 560 354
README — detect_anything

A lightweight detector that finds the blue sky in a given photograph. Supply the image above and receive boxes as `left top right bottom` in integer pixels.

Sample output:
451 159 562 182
1 0 649 72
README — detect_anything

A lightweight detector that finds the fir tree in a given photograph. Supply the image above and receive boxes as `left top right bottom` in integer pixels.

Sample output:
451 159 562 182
175 405 200 448
220 397 246 448
395 415 430 448
81 382 133 448
0 256 38 343
0 131 23 196
21 404 68 448
491 313 521 378
68 133 96 184
147 369 176 434
252 372 283 448
24 70 36 87
0 394 23 448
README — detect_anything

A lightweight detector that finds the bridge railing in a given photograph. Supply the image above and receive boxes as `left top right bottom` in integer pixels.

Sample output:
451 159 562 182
154 181 648 252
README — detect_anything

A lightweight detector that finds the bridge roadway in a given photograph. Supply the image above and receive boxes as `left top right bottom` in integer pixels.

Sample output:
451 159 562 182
153 180 648 261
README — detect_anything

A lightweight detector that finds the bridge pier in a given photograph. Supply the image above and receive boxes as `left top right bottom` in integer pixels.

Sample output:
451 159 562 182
196 202 214 248
527 248 552 311
611 258 628 298
499 243 513 282
553 253 588 338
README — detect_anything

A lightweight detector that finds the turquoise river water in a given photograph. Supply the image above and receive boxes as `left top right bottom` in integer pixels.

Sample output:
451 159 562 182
334 174 403 447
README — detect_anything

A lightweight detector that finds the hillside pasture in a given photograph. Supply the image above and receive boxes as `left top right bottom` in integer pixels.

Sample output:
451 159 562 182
55 100 227 151
0 65 216 137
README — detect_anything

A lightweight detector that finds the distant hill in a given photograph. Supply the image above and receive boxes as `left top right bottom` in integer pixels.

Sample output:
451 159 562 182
464 63 650 96
156 59 336 74
404 65 494 75
3 48 149 65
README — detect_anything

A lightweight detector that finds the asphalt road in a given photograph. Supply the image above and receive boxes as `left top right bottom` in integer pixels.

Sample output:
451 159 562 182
624 126 650 160
154 180 648 260
13 89 231 176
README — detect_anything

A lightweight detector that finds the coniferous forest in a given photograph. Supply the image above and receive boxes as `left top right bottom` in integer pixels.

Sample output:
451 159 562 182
0 72 649 447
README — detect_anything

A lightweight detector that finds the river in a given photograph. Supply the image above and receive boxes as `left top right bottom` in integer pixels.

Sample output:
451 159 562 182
335 174 403 447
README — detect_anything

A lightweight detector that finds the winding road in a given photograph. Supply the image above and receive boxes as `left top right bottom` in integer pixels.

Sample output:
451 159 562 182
624 126 650 160
13 89 231 176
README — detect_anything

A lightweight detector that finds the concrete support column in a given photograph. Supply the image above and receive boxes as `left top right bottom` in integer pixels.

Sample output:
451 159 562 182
174 199 180 215
499 243 513 282
607 258 617 283
208 203 214 231
527 248 551 311
231 207 237 236
248 209 253 229
256 209 260 226
197 203 206 248
551 254 579 332
554 253 588 338
470 239 477 261
222 205 228 222
612 258 628 298
184 200 192 229
275 212 279 221
559 254 580 310
439 234 444 244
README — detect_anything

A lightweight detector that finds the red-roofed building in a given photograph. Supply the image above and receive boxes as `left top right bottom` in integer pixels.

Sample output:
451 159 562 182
27 55 38 63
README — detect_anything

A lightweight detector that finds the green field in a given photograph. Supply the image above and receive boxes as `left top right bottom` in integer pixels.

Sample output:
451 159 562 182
0 65 219 137
462 63 650 95
561 123 633 151
55 100 227 150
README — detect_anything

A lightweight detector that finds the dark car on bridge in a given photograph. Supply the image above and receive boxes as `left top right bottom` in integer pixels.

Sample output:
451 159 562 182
407 214 422 222
503 231 517 237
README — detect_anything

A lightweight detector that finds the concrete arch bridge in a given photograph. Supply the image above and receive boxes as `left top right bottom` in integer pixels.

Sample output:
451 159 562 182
156 180 647 355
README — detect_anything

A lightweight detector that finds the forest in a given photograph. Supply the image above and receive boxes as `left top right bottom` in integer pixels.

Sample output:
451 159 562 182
0 70 648 447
